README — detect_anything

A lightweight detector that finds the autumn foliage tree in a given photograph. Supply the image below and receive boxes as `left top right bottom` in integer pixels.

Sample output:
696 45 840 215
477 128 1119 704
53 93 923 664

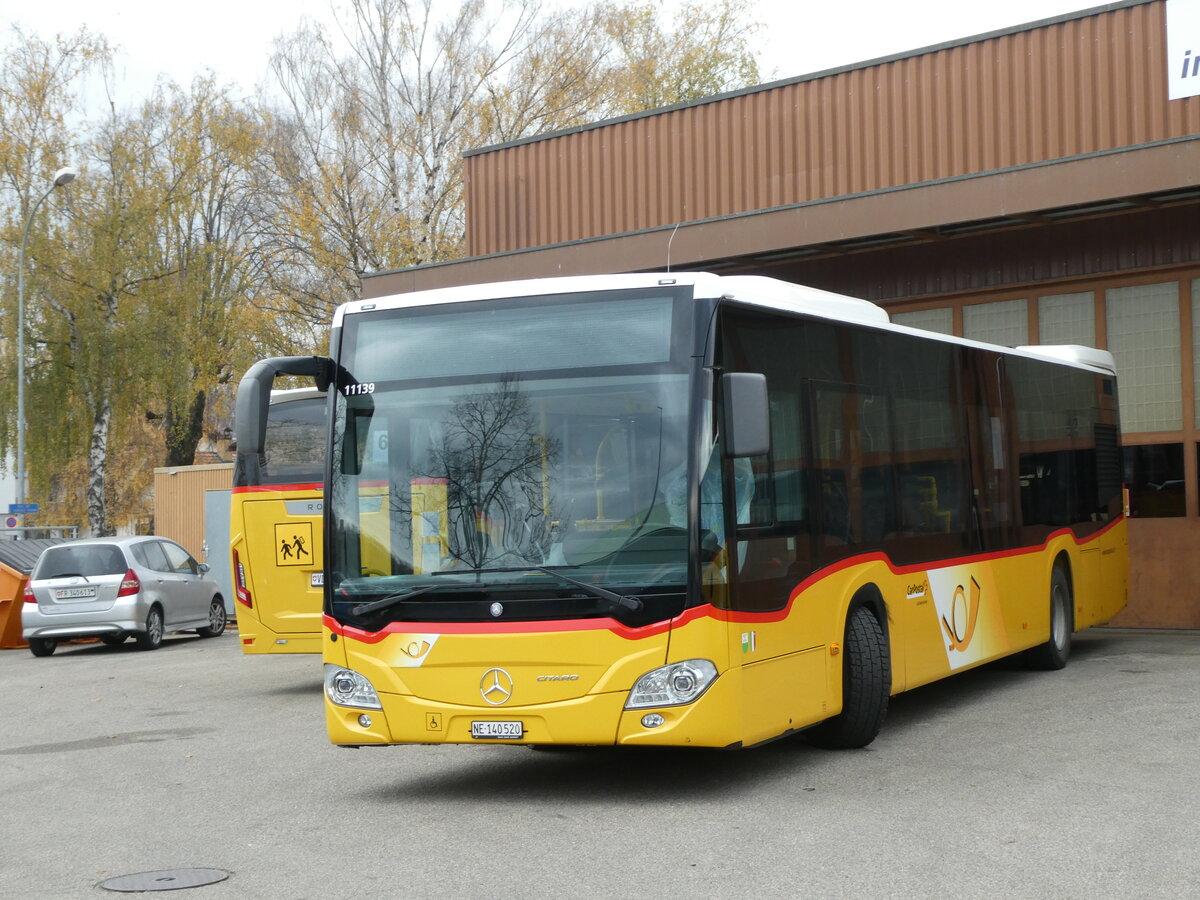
0 0 764 535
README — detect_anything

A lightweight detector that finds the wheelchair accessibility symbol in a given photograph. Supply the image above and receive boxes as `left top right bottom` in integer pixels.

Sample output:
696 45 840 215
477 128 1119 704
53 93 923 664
275 522 314 566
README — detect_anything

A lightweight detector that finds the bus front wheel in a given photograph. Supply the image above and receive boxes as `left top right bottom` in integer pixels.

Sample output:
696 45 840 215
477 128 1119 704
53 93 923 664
806 606 890 749
1025 566 1072 671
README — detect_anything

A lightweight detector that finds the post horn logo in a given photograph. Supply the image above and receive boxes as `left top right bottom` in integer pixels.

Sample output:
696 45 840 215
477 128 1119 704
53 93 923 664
942 576 982 653
480 668 514 705
400 640 432 659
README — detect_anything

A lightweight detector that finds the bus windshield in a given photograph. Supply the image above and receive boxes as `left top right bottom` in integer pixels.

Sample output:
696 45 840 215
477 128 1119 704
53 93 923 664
328 289 698 620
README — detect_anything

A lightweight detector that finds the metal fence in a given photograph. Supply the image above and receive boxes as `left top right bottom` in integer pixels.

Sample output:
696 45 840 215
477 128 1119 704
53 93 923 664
0 526 79 541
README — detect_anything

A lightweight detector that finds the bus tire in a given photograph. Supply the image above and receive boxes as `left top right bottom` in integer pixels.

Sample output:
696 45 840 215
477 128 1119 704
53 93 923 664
1025 566 1072 671
806 606 890 749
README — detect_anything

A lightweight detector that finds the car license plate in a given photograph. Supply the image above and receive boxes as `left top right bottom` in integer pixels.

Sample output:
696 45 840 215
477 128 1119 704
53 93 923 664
471 721 523 740
55 586 96 600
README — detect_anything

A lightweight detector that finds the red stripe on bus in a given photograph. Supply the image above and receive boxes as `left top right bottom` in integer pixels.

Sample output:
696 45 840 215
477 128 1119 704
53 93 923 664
324 612 675 644
742 515 1127 625
322 515 1124 639
233 483 322 494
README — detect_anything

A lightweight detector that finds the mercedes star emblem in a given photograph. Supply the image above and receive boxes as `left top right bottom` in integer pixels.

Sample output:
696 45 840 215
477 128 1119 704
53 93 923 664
480 668 514 705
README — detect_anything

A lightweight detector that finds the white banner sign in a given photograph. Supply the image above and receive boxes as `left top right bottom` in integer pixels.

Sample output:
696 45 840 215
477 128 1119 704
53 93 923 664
1167 0 1200 100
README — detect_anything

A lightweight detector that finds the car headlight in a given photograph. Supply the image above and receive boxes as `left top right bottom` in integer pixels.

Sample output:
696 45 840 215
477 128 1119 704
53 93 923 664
323 664 382 709
625 659 719 709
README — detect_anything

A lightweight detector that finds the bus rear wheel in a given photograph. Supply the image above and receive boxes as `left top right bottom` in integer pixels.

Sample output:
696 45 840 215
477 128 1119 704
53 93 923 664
1025 566 1072 671
806 606 890 749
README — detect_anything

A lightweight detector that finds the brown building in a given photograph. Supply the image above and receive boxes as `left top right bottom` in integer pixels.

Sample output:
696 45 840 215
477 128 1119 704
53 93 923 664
363 0 1200 628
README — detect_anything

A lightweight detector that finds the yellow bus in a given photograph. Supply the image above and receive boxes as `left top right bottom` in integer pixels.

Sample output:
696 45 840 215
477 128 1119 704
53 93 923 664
240 274 1127 749
230 379 327 654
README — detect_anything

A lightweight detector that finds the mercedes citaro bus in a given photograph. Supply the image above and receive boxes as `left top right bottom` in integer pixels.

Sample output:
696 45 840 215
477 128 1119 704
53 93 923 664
236 273 1127 749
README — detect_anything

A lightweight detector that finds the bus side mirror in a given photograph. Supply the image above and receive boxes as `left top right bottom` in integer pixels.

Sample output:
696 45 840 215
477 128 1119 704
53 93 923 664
720 372 770 458
235 356 334 455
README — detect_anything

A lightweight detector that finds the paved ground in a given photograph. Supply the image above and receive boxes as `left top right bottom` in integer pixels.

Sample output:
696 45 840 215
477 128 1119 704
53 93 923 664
0 627 1196 898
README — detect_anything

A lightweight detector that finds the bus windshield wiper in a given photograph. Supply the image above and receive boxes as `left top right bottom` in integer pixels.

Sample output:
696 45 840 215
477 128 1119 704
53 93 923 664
350 583 485 617
429 565 643 613
532 567 643 613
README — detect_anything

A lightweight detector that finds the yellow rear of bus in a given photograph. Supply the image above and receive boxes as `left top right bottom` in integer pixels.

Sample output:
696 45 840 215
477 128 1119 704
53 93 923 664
230 389 326 654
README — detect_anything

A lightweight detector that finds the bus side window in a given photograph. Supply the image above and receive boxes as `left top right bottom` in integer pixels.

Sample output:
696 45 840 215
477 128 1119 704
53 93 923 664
811 381 894 554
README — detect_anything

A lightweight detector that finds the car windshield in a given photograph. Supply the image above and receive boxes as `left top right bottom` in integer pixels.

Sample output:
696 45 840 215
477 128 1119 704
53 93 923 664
35 545 125 579
328 288 697 611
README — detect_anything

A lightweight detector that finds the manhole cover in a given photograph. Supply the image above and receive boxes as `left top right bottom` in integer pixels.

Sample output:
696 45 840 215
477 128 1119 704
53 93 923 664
99 869 229 892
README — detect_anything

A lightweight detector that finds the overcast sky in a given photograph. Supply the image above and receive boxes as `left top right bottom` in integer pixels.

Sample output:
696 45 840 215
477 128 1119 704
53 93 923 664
8 0 1105 105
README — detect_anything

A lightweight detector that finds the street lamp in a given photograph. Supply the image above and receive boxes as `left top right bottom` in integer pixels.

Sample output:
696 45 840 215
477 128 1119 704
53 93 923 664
15 166 78 508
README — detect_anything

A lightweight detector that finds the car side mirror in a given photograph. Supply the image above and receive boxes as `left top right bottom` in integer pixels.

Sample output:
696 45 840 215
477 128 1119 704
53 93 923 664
198 563 211 575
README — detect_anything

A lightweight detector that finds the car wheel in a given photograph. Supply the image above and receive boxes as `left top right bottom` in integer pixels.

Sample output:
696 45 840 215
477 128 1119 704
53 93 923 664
101 632 128 646
136 607 164 651
805 606 891 749
198 598 227 638
28 637 57 658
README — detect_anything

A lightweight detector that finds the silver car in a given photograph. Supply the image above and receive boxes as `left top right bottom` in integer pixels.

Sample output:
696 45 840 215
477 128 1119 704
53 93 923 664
22 536 226 657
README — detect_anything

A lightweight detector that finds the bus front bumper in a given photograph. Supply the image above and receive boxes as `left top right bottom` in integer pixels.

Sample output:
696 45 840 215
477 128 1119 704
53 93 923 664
326 673 745 749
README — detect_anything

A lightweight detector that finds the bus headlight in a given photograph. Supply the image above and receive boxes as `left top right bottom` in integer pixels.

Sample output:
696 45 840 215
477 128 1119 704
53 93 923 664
625 659 718 709
324 664 382 709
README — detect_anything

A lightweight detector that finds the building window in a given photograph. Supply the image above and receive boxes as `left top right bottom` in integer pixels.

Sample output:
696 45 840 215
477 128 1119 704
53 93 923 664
1039 291 1095 347
963 298 1028 346
1192 279 1200 427
1124 444 1185 518
892 307 952 335
1106 282 1181 433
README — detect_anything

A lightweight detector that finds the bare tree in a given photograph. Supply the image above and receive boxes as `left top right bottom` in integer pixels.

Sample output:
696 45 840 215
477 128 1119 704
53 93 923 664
259 0 763 324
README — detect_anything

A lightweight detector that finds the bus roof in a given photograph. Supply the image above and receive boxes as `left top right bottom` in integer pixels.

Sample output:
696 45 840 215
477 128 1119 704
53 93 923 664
1015 344 1116 374
337 272 886 327
339 273 1116 376
269 386 325 403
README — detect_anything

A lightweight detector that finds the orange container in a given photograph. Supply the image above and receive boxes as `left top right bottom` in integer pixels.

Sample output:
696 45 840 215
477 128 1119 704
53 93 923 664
0 566 29 649
0 539 68 650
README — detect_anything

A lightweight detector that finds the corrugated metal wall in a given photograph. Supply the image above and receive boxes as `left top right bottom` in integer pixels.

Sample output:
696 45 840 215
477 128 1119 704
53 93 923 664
152 464 232 560
755 203 1200 302
465 0 1200 256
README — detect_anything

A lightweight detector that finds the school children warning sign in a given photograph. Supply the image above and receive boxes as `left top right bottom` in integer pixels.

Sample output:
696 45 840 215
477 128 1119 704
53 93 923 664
275 522 315 566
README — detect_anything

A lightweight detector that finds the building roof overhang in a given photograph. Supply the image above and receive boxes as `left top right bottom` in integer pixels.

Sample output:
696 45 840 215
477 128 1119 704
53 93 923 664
362 135 1200 299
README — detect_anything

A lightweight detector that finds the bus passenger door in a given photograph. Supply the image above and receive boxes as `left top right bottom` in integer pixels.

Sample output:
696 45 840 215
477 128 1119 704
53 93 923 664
724 377 828 741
